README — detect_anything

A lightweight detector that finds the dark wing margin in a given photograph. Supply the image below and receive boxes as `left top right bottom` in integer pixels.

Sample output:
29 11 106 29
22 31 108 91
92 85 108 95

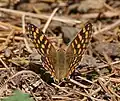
65 22 92 77
27 23 56 78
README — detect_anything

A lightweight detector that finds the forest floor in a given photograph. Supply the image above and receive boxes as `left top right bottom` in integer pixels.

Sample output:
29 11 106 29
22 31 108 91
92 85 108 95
0 0 120 101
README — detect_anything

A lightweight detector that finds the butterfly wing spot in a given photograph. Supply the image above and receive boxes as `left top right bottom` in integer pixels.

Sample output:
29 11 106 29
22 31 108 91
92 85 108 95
27 27 29 31
46 49 49 54
85 39 89 43
48 44 51 48
40 34 44 41
67 56 81 77
40 48 45 54
83 43 86 49
74 57 77 62
33 32 37 39
32 27 35 31
33 39 36 43
50 64 54 69
51 71 55 78
75 39 78 44
67 63 77 77
69 57 77 68
45 57 49 63
77 44 80 48
41 44 45 48
72 43 74 48
42 57 55 72
85 31 89 39
30 31 33 35
44 40 48 45
37 39 40 44
71 60 76 66
36 43 39 48
87 26 90 30
35 28 39 33
78 34 82 41
43 57 56 77
45 57 51 67
78 48 81 54
82 28 86 33
81 39 84 44
74 49 77 54
44 64 49 71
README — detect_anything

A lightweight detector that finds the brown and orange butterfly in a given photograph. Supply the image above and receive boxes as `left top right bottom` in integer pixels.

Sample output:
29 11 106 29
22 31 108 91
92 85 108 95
27 22 92 82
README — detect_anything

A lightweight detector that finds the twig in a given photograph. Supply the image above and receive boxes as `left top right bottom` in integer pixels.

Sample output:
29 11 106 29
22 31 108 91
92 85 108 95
4 29 15 45
70 79 89 88
42 7 59 33
0 58 13 75
80 11 120 19
110 78 120 83
79 60 120 74
77 76 93 84
0 29 15 52
0 68 7 70
108 85 120 98
98 78 117 101
22 14 25 34
51 83 69 94
97 60 120 69
94 19 120 35
23 38 33 53
0 8 81 24
0 21 22 30
104 3 117 12
0 70 40 90
52 96 74 100
24 80 38 101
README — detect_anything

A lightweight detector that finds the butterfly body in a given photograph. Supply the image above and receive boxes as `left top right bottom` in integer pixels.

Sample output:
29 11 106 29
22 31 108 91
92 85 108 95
27 22 92 82
55 49 67 80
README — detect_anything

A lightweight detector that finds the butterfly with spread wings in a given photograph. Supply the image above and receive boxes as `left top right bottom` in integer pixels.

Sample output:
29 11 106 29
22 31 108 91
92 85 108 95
27 22 92 82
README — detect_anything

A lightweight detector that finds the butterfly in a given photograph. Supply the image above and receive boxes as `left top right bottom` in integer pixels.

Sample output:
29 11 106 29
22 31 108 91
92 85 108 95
27 22 92 82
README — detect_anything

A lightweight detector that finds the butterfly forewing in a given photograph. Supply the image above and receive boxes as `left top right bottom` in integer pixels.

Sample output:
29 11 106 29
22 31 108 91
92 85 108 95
65 22 92 77
27 24 57 78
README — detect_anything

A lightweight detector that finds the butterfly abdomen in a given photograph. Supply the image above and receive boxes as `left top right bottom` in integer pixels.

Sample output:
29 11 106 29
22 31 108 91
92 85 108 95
54 49 67 81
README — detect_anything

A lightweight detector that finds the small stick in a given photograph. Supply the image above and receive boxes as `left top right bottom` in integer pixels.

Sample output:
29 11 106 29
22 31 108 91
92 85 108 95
0 58 13 75
94 19 120 35
70 79 89 88
0 8 81 24
51 83 69 94
42 7 59 33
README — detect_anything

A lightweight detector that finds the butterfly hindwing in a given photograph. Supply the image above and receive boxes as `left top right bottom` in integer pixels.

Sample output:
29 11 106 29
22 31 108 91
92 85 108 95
27 23 56 78
66 22 92 77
